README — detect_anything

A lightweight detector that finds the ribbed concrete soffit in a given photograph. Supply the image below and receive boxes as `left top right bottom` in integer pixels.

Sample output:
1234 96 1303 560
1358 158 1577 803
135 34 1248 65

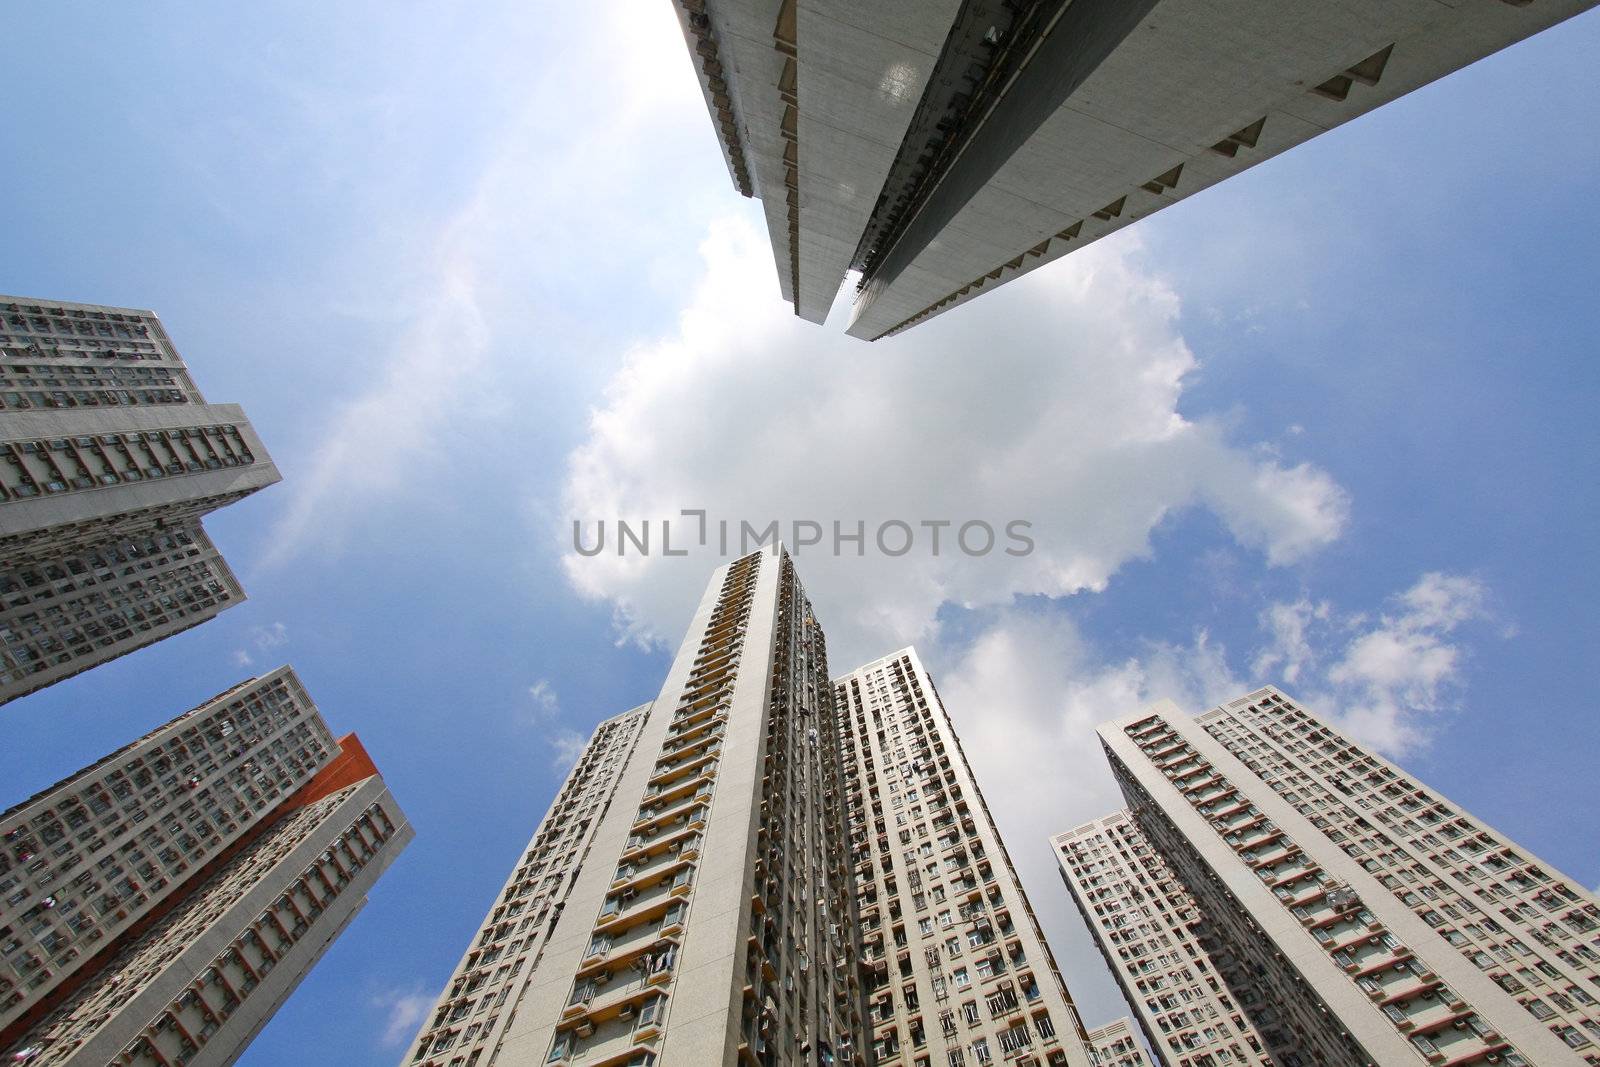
854 0 1159 304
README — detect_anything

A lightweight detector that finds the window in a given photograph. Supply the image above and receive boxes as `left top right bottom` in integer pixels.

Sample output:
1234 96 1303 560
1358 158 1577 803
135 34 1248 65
1558 1026 1591 1049
997 1025 1031 1053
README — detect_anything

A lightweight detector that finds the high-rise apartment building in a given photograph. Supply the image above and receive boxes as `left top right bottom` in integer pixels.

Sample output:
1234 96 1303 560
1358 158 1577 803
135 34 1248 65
401 703 654 1065
405 548 866 1067
1053 811 1278 1067
0 294 280 706
1097 687 1600 1067
1083 1018 1153 1067
669 0 1597 338
0 666 412 1065
403 553 1100 1066
834 649 1092 1067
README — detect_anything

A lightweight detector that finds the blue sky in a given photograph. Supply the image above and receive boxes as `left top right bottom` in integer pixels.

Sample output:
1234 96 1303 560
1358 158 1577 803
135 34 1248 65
2 2 1597 1062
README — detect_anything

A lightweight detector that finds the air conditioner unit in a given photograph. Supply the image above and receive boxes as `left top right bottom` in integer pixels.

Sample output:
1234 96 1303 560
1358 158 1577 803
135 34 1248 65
618 1002 636 1019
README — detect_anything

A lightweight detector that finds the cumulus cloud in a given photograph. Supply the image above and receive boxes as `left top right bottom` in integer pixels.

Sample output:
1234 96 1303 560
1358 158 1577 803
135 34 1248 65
934 609 1246 857
1321 572 1491 754
942 572 1494 858
371 984 436 1049
561 216 1349 665
1252 598 1331 684
925 610 1249 1026
1248 573 1493 754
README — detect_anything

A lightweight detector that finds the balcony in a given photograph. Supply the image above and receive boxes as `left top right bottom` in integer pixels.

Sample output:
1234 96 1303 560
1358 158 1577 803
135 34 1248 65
613 839 698 892
666 714 726 750
621 825 701 868
633 783 716 831
1327 923 1386 956
601 870 694 940
648 750 719 790
577 937 678 988
1347 943 1411 979
658 726 724 762
550 1000 666 1067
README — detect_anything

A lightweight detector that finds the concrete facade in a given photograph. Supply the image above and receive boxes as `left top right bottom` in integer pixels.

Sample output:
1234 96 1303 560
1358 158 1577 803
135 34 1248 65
0 295 280 706
1084 1018 1152 1067
400 703 654 1065
1053 811 1280 1067
1098 689 1600 1067
0 666 411 1064
670 1 1599 338
404 548 866 1067
834 648 1093 1067
668 0 961 322
403 560 1105 1067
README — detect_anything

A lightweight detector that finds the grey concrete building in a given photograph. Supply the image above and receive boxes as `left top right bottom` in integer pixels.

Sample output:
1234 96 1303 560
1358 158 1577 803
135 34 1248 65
0 666 411 1065
669 0 1597 338
1097 688 1600 1067
0 295 280 706
400 703 654 1065
404 548 866 1067
834 648 1093 1067
1084 1018 1152 1067
1054 812 1277 1067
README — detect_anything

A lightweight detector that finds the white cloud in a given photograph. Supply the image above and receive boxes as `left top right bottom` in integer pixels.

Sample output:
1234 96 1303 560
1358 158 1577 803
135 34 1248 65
924 570 1497 1024
1252 597 1331 684
931 571 1494 895
934 609 1246 853
560 216 1349 665
261 238 489 566
231 621 290 671
371 984 436 1049
1321 572 1491 754
250 621 290 650
926 610 1248 1026
1247 573 1493 754
548 729 587 772
527 679 560 719
522 679 587 770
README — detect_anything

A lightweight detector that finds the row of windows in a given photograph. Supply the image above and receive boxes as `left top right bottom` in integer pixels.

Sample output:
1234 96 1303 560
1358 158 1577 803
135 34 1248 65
839 658 1069 1067
409 706 649 1065
1125 713 1540 1067
1207 697 1600 1055
0 424 253 500
0 679 330 1027
11 792 394 1066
